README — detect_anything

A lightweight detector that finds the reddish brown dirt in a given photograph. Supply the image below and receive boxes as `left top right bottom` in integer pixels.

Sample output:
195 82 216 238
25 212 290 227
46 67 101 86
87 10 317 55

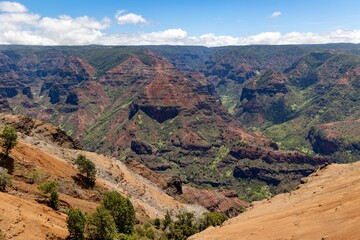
0 133 204 239
190 162 360 240
0 192 68 240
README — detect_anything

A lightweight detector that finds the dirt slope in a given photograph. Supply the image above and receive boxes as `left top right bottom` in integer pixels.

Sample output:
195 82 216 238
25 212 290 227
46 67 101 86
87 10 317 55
0 116 205 239
190 161 360 240
0 192 68 240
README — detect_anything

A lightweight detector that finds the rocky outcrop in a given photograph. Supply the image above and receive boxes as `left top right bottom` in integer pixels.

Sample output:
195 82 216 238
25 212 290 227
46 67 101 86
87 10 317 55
233 164 314 186
0 97 12 112
65 90 79 105
133 104 180 123
0 114 80 149
230 143 331 165
171 129 212 151
308 121 360 155
237 70 291 125
165 176 183 195
22 87 33 99
131 140 153 155
183 186 250 217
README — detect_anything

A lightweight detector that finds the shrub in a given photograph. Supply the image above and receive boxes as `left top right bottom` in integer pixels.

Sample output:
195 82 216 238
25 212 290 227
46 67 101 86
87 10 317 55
85 205 117 240
38 180 60 210
102 191 135 234
75 155 96 184
162 211 172 230
248 185 273 202
198 212 228 231
67 208 86 240
0 171 12 192
154 218 161 229
0 126 17 156
167 212 197 240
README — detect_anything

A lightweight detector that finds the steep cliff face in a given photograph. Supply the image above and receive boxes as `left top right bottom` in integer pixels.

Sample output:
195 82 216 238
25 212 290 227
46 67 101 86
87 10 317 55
237 70 291 125
77 52 332 194
0 113 80 149
0 46 340 196
308 120 360 157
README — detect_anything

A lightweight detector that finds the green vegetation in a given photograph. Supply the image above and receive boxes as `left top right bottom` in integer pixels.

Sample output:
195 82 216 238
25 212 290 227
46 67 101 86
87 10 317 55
210 146 230 170
38 180 60 210
86 205 118 240
67 208 86 240
245 185 273 202
67 198 228 240
264 117 314 153
0 126 18 156
67 191 136 239
162 211 228 240
26 169 46 184
102 191 136 234
0 171 12 192
198 212 228 231
75 155 96 184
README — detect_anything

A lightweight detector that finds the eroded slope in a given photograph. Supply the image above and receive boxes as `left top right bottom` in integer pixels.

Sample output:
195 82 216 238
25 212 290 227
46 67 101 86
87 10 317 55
190 161 360 240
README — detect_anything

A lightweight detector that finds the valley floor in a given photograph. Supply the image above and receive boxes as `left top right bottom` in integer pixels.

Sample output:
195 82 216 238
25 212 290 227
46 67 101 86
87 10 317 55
190 161 360 240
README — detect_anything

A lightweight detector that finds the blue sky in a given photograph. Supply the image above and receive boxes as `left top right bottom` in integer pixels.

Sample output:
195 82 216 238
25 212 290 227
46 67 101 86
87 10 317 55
0 0 360 46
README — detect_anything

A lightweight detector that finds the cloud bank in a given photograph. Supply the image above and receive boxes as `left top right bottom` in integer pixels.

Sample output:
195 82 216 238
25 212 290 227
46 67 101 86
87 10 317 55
0 2 360 46
0 1 26 13
115 10 148 25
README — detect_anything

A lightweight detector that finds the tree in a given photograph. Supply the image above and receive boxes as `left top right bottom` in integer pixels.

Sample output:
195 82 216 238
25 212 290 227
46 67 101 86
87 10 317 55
0 126 17 156
154 218 161 229
38 180 60 210
102 191 135 234
162 211 172 230
67 208 86 240
75 155 96 184
85 205 117 240
173 212 197 240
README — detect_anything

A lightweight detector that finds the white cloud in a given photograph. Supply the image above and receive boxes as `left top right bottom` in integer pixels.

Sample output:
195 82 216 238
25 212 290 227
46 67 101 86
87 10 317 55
115 10 148 25
0 2 360 46
271 11 282 18
0 1 27 13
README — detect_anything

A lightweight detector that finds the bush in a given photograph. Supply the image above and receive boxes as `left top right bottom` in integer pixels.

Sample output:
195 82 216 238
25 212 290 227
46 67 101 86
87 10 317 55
247 185 273 202
198 212 228 231
85 205 117 240
38 180 60 210
154 218 161 229
164 212 197 240
75 155 96 184
0 170 12 192
102 191 135 234
0 126 17 156
67 208 86 240
133 224 157 240
162 211 172 230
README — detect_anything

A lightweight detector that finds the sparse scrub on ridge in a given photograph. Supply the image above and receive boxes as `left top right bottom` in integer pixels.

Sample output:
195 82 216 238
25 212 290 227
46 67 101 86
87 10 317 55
0 168 12 192
0 125 17 156
38 180 60 210
75 154 96 187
